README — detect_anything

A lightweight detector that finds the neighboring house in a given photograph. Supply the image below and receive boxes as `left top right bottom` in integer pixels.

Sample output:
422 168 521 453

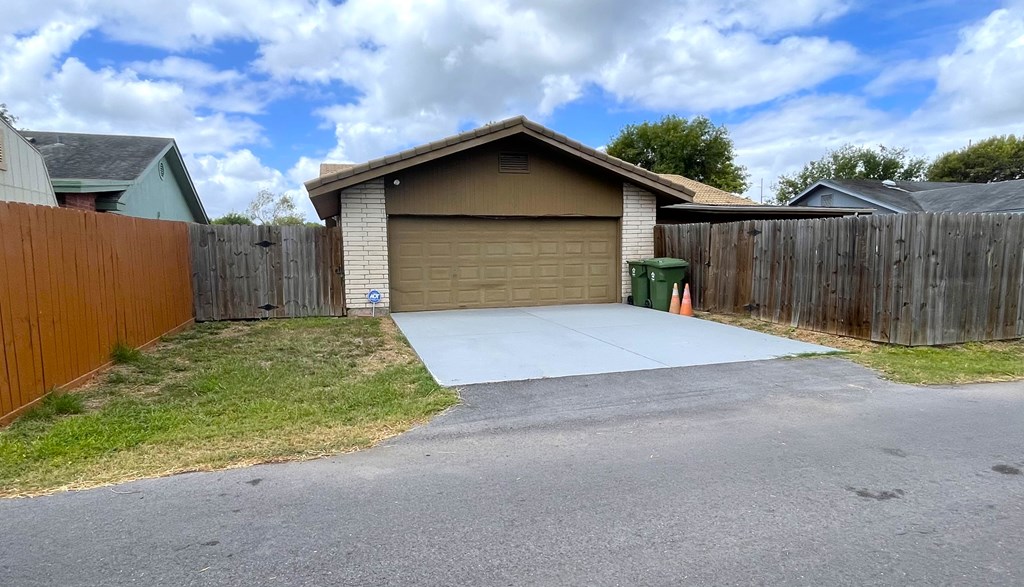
657 172 870 224
658 174 759 206
0 117 58 207
785 178 1024 214
19 130 209 223
306 116 696 314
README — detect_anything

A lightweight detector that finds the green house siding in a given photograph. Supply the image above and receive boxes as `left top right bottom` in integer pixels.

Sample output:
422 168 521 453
120 155 199 222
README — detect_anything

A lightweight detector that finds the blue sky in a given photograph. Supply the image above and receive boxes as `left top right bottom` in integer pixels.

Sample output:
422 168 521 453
2 0 1022 218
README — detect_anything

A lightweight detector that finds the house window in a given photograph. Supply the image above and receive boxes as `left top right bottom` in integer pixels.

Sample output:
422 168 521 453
498 152 529 173
821 193 834 207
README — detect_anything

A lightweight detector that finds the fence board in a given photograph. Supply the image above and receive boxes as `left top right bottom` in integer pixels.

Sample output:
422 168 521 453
189 224 345 321
656 212 1024 345
0 202 194 421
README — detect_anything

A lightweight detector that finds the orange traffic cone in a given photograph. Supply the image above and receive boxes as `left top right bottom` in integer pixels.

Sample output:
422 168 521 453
669 283 681 314
680 283 694 317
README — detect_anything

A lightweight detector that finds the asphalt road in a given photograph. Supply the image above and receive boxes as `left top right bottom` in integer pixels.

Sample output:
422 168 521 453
2 358 1023 586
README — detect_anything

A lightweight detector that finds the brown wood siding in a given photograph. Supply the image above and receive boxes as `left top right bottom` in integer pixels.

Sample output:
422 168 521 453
384 136 623 217
389 217 619 311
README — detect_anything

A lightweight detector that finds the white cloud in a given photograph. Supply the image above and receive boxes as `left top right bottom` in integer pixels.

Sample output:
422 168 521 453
598 29 858 111
251 0 860 163
5 0 1022 218
187 150 318 220
865 59 938 96
926 5 1024 127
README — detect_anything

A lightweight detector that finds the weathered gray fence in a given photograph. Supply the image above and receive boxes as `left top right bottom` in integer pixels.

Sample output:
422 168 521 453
655 213 1024 346
189 224 345 321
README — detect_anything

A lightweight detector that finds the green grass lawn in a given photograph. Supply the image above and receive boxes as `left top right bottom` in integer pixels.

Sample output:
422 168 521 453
697 311 1024 385
0 318 458 497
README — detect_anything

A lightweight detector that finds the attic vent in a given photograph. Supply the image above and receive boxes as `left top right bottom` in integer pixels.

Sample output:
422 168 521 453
498 152 529 173
158 161 166 180
0 132 6 171
821 193 834 207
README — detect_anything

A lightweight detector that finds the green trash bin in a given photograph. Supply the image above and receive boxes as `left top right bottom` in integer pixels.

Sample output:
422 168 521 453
626 260 651 307
646 258 690 312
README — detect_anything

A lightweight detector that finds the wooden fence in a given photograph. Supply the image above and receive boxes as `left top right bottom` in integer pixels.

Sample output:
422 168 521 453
189 224 345 321
655 213 1024 345
0 202 194 421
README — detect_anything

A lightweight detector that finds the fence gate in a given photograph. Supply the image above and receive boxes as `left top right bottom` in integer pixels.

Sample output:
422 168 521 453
189 224 345 321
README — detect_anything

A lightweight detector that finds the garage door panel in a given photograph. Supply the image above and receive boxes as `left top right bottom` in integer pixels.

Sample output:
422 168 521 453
538 242 558 255
389 217 618 311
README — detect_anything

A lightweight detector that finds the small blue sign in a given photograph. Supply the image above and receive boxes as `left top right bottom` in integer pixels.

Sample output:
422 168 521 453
367 289 382 304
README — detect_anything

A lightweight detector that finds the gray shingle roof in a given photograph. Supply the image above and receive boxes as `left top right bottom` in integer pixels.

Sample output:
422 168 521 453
803 179 1024 213
18 131 173 181
824 179 974 212
911 179 1024 213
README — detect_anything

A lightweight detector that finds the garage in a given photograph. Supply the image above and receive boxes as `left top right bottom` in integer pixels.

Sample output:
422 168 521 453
304 116 695 315
388 217 618 311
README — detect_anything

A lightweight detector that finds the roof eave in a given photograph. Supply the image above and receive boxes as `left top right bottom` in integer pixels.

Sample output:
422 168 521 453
51 179 134 193
662 203 873 215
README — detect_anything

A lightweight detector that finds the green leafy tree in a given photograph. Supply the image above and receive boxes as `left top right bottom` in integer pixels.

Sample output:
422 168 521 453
245 189 309 225
0 103 18 127
772 144 928 204
927 135 1024 183
607 115 750 193
211 212 254 225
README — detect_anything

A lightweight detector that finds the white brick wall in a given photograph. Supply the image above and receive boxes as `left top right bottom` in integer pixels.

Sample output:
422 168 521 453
621 183 656 301
340 180 390 314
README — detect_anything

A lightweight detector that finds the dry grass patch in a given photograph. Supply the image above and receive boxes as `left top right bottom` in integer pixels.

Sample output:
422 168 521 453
697 311 1024 385
0 317 458 497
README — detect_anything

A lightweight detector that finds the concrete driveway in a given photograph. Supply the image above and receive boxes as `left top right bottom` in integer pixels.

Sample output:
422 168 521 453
391 303 834 385
3 358 1023 586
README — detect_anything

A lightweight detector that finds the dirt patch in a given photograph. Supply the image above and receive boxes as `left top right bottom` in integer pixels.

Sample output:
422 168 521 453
355 317 419 375
696 311 879 353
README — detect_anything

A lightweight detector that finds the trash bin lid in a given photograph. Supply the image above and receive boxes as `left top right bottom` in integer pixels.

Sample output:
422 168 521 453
645 257 689 269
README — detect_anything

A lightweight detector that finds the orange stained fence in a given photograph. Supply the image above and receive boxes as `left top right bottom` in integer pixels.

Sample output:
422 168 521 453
0 202 194 421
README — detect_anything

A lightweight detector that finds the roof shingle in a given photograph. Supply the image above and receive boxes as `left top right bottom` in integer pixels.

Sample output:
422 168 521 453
658 174 759 206
19 131 172 181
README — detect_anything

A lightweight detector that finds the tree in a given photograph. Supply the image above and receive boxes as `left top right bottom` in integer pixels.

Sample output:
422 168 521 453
0 103 18 127
211 212 254 225
772 144 928 204
927 135 1024 183
606 115 750 193
245 189 308 225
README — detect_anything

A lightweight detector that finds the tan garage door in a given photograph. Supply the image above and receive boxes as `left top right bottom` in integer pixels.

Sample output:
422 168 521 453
388 217 619 312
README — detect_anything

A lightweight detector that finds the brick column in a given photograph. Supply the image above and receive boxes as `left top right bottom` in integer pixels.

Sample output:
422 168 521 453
340 180 389 315
621 183 656 301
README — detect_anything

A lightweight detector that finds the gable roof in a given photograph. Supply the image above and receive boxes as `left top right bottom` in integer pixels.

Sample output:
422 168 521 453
19 130 209 223
20 131 175 182
306 116 695 219
658 174 758 205
789 179 975 212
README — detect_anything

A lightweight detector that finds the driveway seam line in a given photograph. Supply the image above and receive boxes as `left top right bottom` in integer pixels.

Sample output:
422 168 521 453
520 307 671 367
